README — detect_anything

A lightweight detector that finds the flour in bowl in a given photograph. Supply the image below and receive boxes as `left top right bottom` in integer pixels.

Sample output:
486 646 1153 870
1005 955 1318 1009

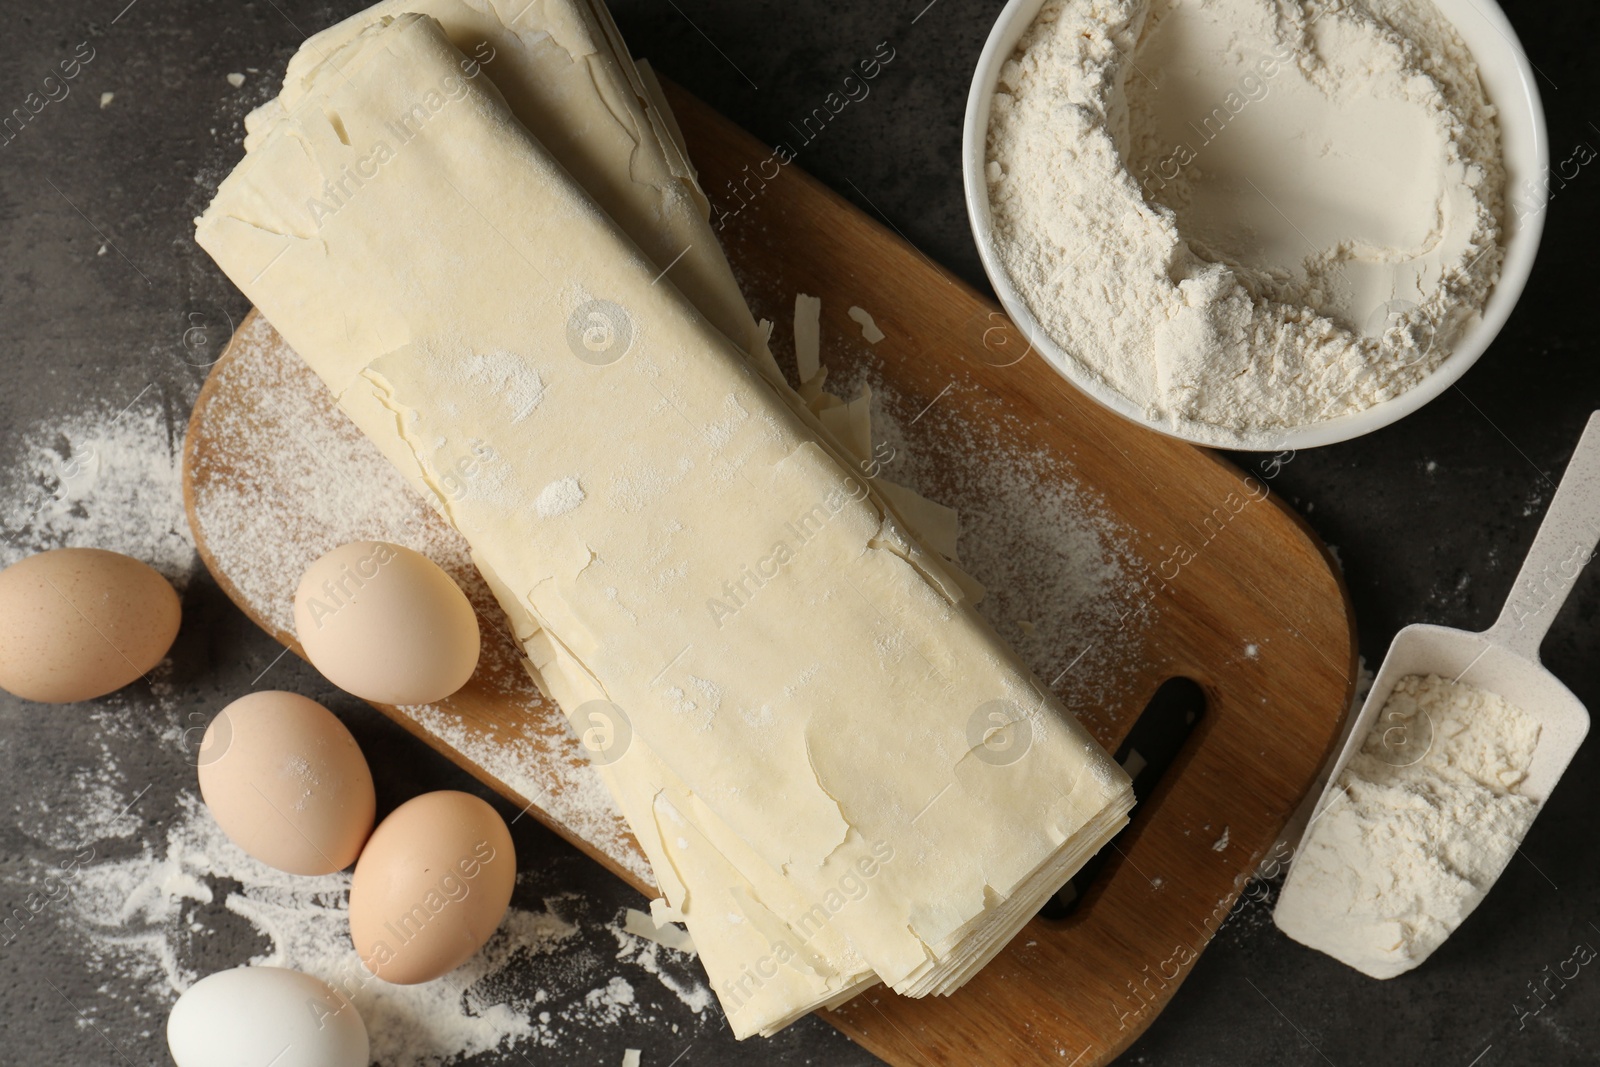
985 0 1506 446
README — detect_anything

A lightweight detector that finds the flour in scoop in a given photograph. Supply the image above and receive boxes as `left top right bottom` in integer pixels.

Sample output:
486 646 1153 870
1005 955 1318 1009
986 0 1506 445
1274 674 1540 979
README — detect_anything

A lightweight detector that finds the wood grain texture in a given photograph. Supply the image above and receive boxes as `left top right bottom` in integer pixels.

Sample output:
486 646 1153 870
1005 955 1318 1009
182 84 1356 1067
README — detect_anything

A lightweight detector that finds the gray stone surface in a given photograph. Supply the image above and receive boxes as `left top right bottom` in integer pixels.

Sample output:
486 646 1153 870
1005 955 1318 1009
0 1 1596 1064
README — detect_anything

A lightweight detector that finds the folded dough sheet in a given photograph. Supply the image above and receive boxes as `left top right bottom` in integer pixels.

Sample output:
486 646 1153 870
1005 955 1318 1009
197 6 1134 1038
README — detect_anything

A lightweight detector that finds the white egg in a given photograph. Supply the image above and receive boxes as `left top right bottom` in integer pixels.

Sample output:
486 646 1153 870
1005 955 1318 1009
167 966 368 1067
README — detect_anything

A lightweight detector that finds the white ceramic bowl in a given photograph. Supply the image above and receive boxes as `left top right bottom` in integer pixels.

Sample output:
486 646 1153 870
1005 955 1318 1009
962 0 1548 450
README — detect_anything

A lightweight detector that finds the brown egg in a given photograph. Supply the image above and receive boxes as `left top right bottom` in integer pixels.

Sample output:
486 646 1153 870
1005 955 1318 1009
349 791 515 984
197 691 376 875
293 541 479 706
0 547 181 703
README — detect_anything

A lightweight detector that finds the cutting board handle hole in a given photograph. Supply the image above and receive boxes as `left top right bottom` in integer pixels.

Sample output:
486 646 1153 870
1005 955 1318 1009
1039 677 1207 921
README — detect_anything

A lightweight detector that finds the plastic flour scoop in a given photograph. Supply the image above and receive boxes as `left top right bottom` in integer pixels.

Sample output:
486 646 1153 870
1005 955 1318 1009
1318 412 1600 817
1276 411 1600 969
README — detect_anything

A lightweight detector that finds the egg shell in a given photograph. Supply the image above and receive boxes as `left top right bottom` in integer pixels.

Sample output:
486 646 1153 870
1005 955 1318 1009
293 541 479 705
0 547 180 703
167 966 368 1067
197 691 376 875
349 790 516 984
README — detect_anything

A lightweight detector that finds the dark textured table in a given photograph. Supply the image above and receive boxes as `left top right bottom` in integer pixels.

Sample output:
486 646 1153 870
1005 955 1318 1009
1 2 1596 1065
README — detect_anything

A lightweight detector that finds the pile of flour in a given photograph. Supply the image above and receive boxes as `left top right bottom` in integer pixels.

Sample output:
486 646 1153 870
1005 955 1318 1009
1273 674 1540 978
986 0 1506 446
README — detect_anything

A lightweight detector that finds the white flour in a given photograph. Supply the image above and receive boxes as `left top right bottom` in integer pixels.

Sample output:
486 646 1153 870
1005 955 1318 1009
1274 674 1540 978
986 0 1505 446
535 476 586 518
47 790 709 1066
0 398 196 583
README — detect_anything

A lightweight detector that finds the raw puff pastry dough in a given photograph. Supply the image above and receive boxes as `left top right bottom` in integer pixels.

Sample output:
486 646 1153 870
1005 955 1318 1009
197 7 1134 1037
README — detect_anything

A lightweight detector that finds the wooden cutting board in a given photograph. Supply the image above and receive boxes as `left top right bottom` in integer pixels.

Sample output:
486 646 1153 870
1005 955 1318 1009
182 84 1357 1066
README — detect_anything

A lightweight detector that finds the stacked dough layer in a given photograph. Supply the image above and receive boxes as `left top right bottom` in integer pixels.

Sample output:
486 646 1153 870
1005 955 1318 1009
197 2 1134 1038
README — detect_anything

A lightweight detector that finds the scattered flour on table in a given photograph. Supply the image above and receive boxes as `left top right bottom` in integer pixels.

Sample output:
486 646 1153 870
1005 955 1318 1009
0 398 197 583
609 918 712 1013
40 783 708 1067
1275 673 1540 978
13 700 166 852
